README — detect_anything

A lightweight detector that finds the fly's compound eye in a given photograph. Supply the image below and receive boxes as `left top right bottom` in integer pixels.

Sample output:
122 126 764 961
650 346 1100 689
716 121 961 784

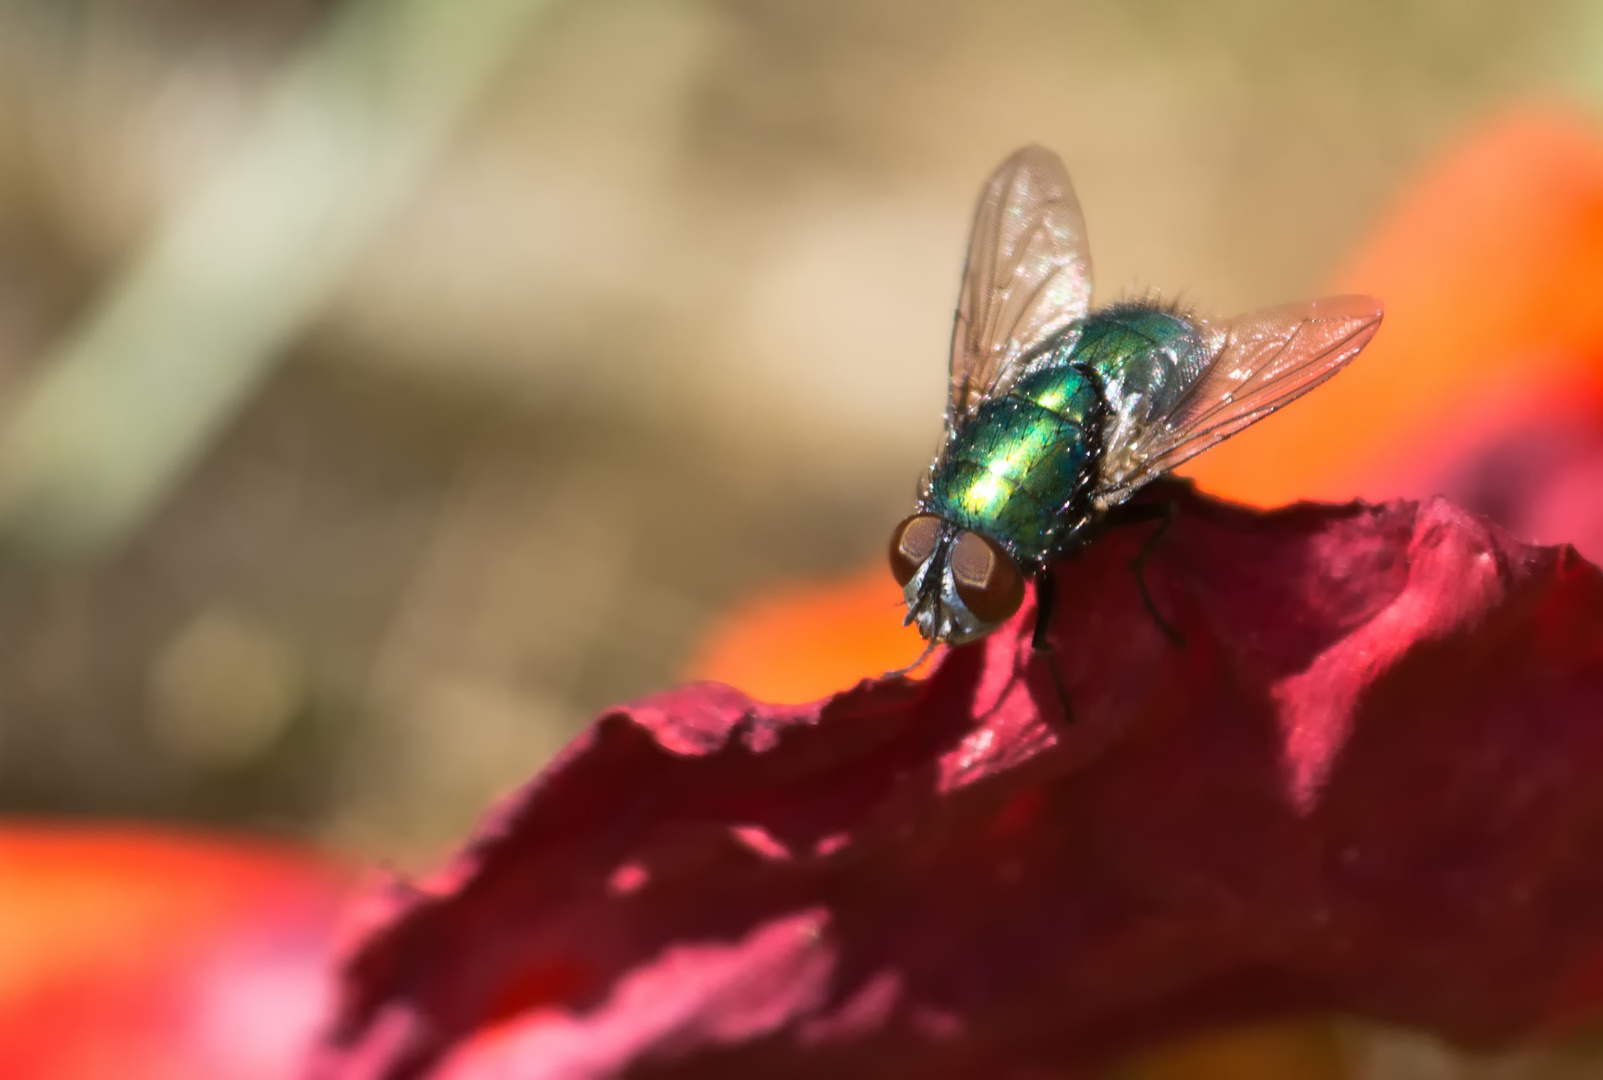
950 531 1025 625
889 514 942 586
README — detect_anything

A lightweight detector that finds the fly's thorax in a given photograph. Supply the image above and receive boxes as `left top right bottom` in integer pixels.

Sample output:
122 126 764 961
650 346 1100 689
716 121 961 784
1013 354 1102 423
923 364 1102 564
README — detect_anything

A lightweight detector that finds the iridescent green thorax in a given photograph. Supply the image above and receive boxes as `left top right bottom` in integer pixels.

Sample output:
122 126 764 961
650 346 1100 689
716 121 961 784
923 369 1097 561
923 302 1204 565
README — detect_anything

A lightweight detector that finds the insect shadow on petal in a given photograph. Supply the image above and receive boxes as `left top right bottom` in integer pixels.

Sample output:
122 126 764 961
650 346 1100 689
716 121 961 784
889 146 1383 723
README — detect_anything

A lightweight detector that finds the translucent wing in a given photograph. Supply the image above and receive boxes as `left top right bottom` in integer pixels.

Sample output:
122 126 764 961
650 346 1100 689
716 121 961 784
1095 295 1383 506
948 146 1093 427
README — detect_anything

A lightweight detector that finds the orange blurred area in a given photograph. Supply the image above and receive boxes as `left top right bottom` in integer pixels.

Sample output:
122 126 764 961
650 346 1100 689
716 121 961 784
686 567 930 704
1187 104 1603 507
0 823 345 1080
693 105 1603 704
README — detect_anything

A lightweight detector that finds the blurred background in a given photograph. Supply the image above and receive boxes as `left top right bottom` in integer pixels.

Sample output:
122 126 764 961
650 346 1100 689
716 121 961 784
0 0 1594 869
13 4 1603 1077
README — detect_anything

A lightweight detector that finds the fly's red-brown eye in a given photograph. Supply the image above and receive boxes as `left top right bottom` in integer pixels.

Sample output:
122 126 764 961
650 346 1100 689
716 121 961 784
889 514 942 586
950 531 1025 625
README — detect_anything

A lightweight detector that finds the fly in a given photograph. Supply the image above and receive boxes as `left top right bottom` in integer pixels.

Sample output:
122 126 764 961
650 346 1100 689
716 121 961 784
890 146 1382 699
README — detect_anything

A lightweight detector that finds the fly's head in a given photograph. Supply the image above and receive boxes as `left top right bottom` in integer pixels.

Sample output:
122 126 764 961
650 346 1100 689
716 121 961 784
888 514 1025 645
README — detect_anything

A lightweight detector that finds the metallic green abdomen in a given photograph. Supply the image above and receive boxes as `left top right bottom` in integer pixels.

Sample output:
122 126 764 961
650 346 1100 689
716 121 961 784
925 365 1100 561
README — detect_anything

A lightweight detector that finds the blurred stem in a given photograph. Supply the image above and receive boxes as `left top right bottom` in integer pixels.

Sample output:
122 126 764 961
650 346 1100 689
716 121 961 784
0 0 553 557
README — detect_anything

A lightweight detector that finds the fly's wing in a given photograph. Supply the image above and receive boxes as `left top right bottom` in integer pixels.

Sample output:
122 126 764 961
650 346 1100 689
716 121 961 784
1094 295 1383 506
947 146 1093 428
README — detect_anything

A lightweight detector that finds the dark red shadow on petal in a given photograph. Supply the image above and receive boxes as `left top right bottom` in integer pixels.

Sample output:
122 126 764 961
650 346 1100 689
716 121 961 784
309 484 1603 1080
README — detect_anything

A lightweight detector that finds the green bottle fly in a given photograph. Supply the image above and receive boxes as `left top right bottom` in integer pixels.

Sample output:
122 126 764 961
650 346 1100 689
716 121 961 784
889 147 1383 647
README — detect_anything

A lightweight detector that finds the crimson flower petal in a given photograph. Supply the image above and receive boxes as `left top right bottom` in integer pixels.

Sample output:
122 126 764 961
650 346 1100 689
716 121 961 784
310 486 1603 1079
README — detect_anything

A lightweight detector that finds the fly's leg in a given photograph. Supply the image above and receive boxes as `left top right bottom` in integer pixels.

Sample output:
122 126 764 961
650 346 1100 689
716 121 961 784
1030 569 1055 652
1030 570 1074 725
1105 500 1186 647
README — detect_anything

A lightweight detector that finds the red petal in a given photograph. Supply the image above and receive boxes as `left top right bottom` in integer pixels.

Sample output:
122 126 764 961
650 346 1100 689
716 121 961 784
310 488 1603 1079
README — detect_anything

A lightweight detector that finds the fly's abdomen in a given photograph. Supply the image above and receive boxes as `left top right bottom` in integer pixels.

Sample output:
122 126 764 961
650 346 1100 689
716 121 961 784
925 364 1100 562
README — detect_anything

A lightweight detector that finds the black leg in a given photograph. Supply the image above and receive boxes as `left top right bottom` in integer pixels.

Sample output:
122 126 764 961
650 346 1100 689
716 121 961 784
1031 569 1056 651
1105 500 1186 647
1030 570 1073 725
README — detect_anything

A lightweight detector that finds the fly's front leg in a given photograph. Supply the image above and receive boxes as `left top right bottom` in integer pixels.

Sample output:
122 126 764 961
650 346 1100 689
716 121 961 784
1105 499 1186 647
1030 569 1074 725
